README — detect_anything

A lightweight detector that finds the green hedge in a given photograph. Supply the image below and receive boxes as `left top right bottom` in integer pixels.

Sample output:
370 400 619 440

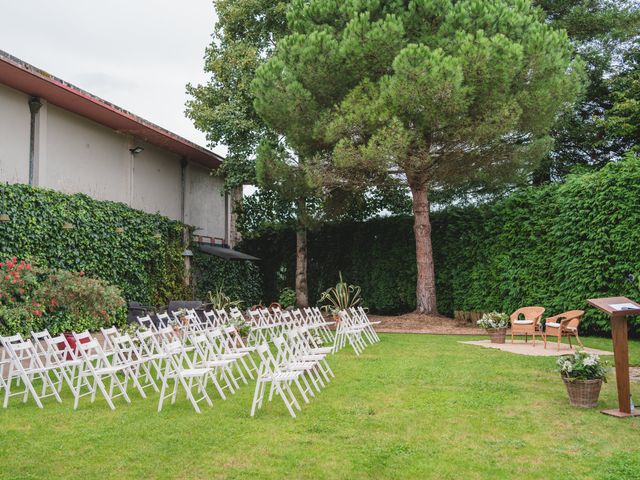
192 251 263 308
0 184 186 305
242 154 640 335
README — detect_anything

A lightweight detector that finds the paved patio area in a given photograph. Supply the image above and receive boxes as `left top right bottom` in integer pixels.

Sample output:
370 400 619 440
460 339 613 357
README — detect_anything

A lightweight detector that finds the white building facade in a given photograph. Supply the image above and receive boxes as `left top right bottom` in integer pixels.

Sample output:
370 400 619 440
0 50 237 246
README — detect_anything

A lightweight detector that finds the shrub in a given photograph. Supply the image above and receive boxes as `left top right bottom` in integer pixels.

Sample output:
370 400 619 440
278 287 296 308
38 269 126 334
0 257 126 336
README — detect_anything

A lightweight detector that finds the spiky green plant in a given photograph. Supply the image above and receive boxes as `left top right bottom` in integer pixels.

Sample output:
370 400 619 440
319 273 362 314
207 285 243 311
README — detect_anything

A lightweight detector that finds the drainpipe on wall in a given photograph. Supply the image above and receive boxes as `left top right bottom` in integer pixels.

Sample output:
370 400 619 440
180 158 188 223
224 191 229 246
28 97 42 185
180 158 192 290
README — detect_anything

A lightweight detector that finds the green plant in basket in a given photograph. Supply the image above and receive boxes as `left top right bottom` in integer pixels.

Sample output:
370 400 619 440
477 311 510 329
557 349 608 382
227 315 252 338
319 272 362 315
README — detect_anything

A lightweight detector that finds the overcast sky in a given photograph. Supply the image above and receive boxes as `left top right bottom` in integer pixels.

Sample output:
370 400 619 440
0 0 223 155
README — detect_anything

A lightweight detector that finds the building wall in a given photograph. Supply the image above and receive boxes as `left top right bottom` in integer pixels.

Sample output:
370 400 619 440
0 83 30 183
131 140 183 221
42 104 131 203
0 82 229 239
185 163 227 241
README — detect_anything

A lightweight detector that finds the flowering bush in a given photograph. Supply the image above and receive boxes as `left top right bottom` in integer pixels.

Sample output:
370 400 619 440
0 257 126 336
38 269 126 334
477 311 510 329
556 349 609 382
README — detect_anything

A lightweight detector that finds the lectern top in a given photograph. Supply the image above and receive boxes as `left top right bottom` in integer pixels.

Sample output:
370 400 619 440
587 296 640 317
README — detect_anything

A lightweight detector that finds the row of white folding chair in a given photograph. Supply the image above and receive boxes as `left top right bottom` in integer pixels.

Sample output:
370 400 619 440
349 307 381 344
334 310 370 355
3 325 220 412
119 323 252 412
0 332 64 408
251 325 339 417
245 307 334 345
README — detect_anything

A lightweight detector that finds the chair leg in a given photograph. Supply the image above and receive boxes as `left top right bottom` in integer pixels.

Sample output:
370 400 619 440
568 334 573 349
557 335 561 351
574 332 584 348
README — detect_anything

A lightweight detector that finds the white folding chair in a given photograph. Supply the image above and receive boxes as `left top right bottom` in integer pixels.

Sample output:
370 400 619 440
2 339 62 408
72 332 131 410
250 344 303 418
157 341 214 413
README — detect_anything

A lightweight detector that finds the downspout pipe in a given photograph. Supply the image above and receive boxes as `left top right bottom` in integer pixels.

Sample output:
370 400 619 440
28 97 42 185
180 158 187 223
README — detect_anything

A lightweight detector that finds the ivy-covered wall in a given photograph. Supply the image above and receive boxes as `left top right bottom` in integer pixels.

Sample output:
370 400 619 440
191 251 263 308
242 154 640 334
0 184 186 305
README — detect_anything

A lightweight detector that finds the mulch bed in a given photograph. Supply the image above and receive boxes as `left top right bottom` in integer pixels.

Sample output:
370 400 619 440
370 313 484 335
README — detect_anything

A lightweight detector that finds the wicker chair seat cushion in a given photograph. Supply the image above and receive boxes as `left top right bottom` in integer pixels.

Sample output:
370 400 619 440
513 320 534 325
546 322 561 328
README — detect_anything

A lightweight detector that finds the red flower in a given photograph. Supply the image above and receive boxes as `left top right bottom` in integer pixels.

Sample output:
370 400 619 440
79 271 85 276
25 264 32 270
100 309 107 315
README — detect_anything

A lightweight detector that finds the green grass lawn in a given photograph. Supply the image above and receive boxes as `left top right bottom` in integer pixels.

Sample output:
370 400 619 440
1 334 639 479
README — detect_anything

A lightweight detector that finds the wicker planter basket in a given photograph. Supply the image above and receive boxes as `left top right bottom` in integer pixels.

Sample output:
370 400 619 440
486 327 507 344
562 376 603 408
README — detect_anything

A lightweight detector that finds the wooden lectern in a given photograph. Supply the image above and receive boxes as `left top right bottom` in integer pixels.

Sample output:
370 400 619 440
587 296 640 417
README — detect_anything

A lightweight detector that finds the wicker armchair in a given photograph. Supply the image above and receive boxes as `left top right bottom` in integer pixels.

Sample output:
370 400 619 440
543 310 584 350
510 306 545 345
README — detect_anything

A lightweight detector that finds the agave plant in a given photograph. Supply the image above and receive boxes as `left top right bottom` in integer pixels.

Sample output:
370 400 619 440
207 285 243 311
319 272 362 315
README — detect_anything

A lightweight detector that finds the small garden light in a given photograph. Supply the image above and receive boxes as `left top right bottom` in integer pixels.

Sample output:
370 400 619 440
129 146 144 155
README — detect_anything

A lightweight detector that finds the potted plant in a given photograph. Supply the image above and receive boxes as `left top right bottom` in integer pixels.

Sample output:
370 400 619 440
557 349 608 408
176 308 189 326
319 272 363 321
228 316 252 344
477 311 510 343
167 317 180 337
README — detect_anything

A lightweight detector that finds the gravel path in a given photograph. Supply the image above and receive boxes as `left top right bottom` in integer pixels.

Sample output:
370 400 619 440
370 313 484 335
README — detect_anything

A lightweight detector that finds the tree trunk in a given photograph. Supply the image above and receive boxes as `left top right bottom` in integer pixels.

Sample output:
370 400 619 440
295 198 309 307
295 227 309 307
410 182 437 315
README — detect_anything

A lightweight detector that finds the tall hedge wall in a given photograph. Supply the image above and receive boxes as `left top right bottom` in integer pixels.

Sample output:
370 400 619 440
191 251 263 308
242 155 640 334
0 184 187 305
